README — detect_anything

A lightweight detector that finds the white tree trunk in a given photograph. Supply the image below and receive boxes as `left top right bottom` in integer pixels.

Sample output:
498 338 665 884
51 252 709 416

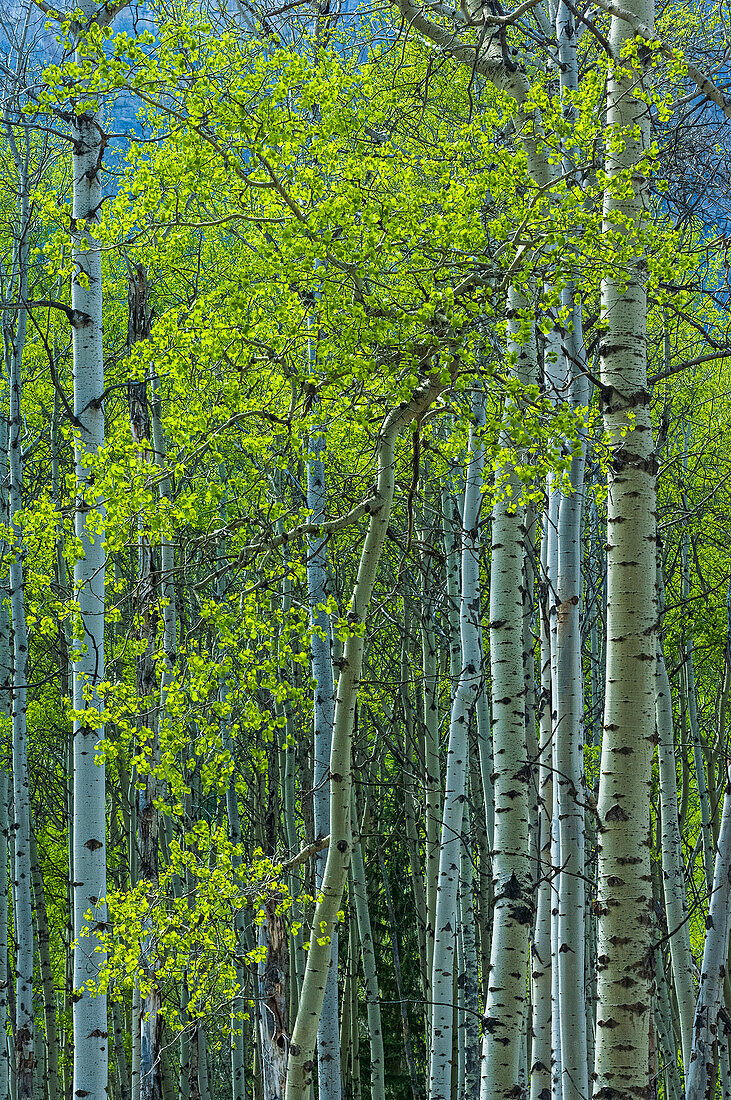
552 306 589 1100
481 289 535 1100
5 145 33 1100
530 532 553 1100
71 80 109 1100
428 389 485 1100
655 570 694 1072
593 0 656 1094
0 435 11 1100
306 417 341 1100
687 765 731 1100
286 375 444 1100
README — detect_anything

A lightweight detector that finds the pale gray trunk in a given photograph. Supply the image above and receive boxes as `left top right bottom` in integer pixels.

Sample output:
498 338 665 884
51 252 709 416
530 531 552 1100
69 5 116 1087
680 426 714 900
480 289 535 1100
552 14 591 1067
687 766 731 1100
429 390 485 1100
593 0 657 1093
5 148 33 1100
655 572 694 1072
0 767 8 1100
552 307 589 1100
0 535 10 1100
306 417 340 1100
286 375 443 1100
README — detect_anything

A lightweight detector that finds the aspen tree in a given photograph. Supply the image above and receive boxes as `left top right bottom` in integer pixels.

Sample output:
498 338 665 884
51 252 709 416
62 4 128 1095
306 412 341 1100
428 388 485 1100
655 568 694 1071
0 425 11 1100
552 7 590 1095
530 530 552 1100
687 770 731 1100
286 373 444 1100
680 429 714 897
481 288 535 1100
593 0 657 1094
5 119 33 1100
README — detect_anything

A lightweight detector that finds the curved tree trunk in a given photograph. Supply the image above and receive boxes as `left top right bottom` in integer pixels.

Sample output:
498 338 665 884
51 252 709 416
285 374 444 1100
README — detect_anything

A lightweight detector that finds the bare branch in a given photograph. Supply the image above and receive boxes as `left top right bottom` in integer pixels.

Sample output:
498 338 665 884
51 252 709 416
591 0 731 121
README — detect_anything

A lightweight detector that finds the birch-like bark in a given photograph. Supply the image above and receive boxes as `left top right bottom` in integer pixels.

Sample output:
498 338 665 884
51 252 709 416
306 411 340 1100
286 374 444 1100
67 5 132 1094
481 289 535 1100
593 0 657 1093
0 541 11 1100
553 312 589 1100
552 13 591 1085
680 425 714 897
5 140 33 1100
530 531 553 1100
655 572 694 1072
687 767 731 1100
428 389 485 1100
541 314 563 1100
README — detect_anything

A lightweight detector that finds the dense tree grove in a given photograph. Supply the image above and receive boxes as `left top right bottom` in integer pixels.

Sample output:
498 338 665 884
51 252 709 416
0 0 731 1097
